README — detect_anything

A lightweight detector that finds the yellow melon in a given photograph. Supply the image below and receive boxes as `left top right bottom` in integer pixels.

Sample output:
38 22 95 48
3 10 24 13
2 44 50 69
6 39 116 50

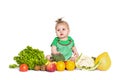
95 52 111 71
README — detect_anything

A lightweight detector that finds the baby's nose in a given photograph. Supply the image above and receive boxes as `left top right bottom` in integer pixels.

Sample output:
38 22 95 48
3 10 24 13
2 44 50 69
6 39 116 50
60 30 63 33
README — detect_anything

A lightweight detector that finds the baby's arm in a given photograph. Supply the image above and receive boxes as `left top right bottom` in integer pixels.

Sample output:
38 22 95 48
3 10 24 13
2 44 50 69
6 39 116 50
51 46 60 54
72 46 79 57
69 46 79 61
46 45 59 60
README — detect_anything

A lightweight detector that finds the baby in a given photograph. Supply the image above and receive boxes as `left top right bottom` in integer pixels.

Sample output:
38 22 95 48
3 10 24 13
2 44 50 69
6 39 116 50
46 18 79 61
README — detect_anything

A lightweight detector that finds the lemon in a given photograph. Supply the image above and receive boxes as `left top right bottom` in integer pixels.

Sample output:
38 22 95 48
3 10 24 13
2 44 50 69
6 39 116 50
95 52 111 71
56 61 65 71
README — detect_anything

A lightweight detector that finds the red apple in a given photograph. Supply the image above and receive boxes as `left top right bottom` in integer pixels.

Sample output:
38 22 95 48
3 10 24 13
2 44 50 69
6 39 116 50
46 62 56 72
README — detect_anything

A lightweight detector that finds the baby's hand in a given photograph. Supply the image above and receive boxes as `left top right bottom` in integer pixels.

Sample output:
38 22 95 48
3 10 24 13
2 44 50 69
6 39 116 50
70 57 75 61
74 53 79 58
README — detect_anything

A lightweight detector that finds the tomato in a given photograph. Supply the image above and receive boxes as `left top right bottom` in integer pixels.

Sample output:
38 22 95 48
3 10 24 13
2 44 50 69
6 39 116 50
19 64 28 72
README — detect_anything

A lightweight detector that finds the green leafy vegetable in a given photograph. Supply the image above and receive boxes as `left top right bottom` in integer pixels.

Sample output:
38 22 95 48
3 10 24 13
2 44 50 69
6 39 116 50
50 53 65 62
9 64 18 68
13 46 47 70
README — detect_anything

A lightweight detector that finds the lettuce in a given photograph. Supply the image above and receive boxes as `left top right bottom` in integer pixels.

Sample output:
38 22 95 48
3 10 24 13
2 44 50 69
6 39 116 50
13 46 47 70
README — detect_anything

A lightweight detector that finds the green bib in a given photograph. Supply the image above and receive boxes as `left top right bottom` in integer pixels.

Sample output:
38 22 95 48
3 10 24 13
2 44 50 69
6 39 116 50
51 36 74 60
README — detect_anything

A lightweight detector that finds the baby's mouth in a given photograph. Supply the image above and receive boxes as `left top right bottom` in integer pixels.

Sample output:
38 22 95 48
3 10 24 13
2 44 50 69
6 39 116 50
60 34 63 36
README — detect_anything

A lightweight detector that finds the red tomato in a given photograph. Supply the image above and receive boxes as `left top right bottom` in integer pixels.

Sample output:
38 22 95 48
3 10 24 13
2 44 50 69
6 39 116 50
19 64 28 72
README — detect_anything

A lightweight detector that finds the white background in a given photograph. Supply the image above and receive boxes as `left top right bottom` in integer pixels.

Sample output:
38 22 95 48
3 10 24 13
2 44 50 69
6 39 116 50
0 0 120 80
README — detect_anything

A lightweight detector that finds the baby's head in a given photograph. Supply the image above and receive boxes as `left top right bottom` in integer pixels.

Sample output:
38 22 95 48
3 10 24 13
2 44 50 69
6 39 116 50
55 18 70 40
55 18 69 30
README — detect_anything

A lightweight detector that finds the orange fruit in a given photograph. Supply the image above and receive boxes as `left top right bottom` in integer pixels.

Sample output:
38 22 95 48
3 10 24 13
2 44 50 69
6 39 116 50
56 61 65 71
65 60 75 71
95 52 111 71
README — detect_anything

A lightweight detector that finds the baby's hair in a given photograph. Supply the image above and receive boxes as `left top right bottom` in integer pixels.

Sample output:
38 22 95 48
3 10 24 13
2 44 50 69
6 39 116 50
55 18 69 30
56 17 63 23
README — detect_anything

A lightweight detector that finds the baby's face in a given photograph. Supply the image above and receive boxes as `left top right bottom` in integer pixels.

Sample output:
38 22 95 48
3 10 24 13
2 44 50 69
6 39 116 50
56 23 69 40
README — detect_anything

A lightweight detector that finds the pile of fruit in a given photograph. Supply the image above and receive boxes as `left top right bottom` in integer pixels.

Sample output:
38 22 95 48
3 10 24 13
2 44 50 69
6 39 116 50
9 46 111 72
46 60 75 72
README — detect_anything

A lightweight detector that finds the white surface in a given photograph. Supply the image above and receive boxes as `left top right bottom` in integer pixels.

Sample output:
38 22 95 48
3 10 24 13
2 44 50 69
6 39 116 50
0 0 120 80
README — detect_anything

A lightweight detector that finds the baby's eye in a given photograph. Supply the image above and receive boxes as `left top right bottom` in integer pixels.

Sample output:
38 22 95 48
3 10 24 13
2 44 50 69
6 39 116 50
62 28 65 31
57 29 60 31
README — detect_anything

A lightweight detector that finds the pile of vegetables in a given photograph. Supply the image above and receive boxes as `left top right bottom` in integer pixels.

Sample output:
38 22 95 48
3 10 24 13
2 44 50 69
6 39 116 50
9 46 47 70
9 46 111 72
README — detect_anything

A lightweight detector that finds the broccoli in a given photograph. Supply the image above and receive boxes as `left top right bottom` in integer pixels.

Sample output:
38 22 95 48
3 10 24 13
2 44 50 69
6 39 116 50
50 53 65 62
